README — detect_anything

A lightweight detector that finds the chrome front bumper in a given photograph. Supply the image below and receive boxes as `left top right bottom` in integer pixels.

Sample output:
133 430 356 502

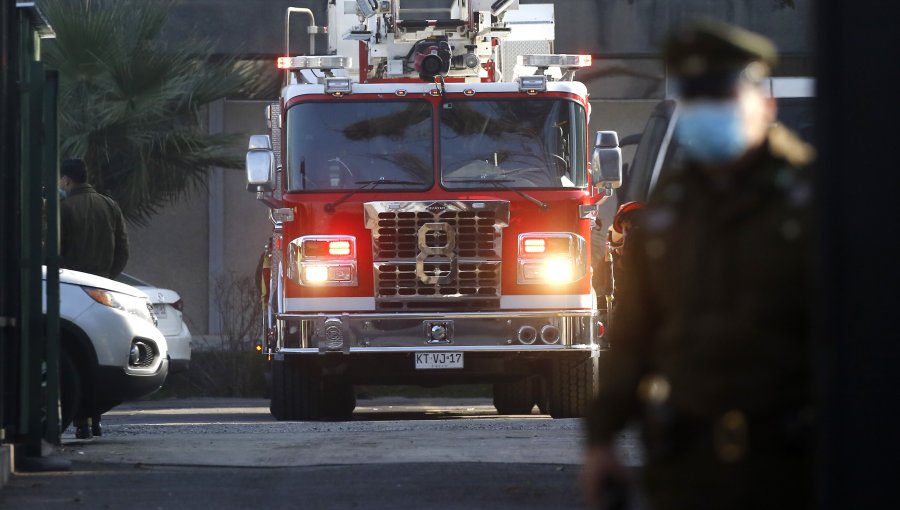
275 309 599 354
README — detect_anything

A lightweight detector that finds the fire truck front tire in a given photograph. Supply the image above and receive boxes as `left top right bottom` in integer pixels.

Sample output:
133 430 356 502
270 358 315 421
492 378 536 415
547 356 596 419
534 377 550 415
270 359 356 421
321 381 356 421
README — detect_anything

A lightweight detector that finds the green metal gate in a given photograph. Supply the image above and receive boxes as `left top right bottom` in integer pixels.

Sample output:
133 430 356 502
1 0 59 463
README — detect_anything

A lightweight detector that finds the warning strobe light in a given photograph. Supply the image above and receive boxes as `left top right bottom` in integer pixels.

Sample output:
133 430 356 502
523 238 546 254
301 236 356 259
518 75 547 93
325 77 352 95
328 240 351 256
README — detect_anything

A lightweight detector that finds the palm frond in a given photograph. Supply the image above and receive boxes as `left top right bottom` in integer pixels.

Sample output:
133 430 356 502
42 0 255 225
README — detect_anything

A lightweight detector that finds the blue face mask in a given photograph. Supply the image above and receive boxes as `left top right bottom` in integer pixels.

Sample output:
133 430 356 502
675 101 748 164
58 188 67 200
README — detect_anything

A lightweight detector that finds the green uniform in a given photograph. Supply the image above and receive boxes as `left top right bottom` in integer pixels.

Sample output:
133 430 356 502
586 125 815 509
60 183 129 279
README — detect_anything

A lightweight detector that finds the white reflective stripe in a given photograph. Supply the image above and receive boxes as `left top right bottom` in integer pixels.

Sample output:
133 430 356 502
284 297 376 312
500 294 593 309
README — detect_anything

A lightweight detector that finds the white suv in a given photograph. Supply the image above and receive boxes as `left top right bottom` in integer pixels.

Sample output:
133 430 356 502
45 268 169 431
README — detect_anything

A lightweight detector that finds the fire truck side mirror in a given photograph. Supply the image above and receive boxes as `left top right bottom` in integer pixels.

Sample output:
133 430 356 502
591 130 622 191
246 135 275 192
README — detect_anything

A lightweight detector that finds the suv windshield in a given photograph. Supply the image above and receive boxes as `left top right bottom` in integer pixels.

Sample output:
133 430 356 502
440 99 587 189
286 101 434 192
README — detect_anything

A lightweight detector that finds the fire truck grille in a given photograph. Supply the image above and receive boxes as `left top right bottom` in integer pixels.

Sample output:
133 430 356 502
374 210 499 259
365 201 510 310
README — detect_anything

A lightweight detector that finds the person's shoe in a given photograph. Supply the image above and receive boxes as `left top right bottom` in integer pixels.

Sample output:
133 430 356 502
91 422 102 437
74 425 93 440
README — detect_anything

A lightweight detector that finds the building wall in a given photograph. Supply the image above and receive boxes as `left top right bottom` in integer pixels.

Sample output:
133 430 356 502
126 100 271 335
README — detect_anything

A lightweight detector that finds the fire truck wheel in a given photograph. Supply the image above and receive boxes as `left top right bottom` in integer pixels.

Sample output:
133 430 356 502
547 356 595 419
269 359 322 421
321 381 356 421
492 379 536 415
534 377 550 415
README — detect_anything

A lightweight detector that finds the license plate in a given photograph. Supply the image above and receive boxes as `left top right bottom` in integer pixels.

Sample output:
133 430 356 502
153 304 167 319
414 352 463 370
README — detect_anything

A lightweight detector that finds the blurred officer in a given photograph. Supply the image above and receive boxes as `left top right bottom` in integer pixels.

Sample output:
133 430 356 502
605 201 645 300
59 158 129 280
582 19 815 510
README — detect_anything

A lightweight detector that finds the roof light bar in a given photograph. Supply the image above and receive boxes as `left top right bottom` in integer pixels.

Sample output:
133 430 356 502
277 55 351 70
522 54 593 68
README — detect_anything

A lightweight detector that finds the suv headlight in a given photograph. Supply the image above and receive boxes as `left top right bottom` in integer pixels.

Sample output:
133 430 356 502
82 287 156 325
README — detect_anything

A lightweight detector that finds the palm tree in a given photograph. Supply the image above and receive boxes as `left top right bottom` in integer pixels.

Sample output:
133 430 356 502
42 0 266 224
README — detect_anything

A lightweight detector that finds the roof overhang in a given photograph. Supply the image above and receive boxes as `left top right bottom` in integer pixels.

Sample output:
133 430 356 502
16 2 55 39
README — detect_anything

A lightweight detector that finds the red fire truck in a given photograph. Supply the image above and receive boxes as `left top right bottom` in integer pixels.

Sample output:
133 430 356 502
246 1 622 420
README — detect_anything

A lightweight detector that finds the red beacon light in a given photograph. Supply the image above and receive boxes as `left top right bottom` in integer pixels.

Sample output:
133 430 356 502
523 238 546 254
328 240 352 256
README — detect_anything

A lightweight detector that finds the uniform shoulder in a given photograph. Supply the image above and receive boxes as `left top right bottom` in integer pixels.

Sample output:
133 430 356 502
768 124 816 169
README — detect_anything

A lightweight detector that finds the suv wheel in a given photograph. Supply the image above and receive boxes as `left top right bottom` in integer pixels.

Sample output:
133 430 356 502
59 349 82 431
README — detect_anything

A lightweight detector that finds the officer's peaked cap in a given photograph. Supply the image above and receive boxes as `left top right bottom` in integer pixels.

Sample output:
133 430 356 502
664 18 778 80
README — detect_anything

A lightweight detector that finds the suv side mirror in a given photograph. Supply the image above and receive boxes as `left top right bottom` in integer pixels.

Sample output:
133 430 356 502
246 135 275 192
591 131 623 193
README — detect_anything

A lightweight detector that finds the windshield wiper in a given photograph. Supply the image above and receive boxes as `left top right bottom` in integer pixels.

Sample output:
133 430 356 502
444 178 549 210
325 179 425 213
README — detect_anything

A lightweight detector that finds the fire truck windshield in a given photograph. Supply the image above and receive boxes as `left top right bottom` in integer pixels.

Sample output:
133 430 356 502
286 101 434 192
440 98 587 190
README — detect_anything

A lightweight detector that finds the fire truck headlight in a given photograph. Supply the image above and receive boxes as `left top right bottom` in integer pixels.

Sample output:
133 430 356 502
304 265 329 283
521 258 574 284
517 233 587 285
542 257 575 282
289 235 359 286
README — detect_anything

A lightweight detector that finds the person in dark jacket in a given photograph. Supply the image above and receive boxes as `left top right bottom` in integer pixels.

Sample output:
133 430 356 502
58 158 130 439
582 19 815 510
59 159 129 279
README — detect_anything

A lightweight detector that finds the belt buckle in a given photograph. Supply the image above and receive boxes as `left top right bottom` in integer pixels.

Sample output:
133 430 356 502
713 410 748 463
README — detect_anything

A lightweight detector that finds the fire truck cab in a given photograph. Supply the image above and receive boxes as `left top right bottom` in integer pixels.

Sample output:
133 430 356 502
246 1 622 420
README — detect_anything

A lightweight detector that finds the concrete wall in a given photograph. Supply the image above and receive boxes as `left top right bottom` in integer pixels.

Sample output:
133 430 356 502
126 100 271 335
524 0 814 56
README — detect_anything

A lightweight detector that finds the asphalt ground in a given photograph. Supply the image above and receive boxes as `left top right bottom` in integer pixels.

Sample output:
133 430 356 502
0 398 646 510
